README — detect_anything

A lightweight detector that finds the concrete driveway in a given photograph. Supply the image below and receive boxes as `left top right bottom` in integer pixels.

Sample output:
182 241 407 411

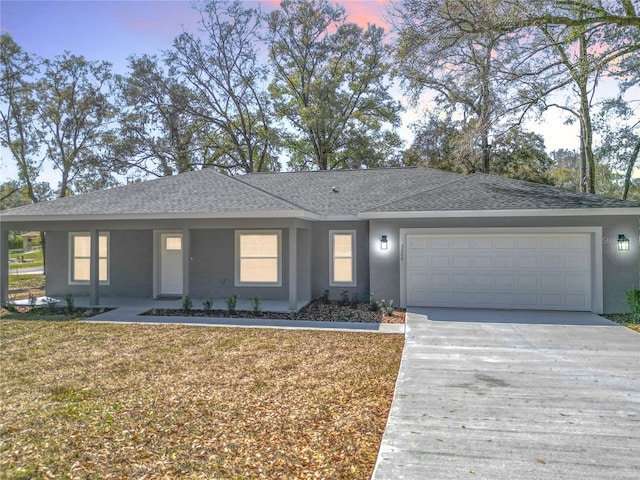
373 308 640 480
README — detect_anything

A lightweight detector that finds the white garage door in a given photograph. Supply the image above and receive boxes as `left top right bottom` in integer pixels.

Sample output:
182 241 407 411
406 233 592 311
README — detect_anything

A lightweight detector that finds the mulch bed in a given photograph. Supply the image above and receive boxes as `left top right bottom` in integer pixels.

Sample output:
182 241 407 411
142 299 406 324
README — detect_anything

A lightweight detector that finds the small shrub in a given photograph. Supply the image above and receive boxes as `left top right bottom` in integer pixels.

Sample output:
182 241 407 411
383 299 395 316
625 288 640 321
181 295 192 312
28 292 36 306
368 292 380 312
64 294 75 314
320 289 330 304
202 298 213 312
227 294 239 314
339 290 349 306
45 297 58 314
251 296 262 315
350 292 359 308
5 301 17 313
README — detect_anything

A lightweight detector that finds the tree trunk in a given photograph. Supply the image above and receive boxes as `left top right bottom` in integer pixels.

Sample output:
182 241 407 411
578 30 595 194
623 140 640 200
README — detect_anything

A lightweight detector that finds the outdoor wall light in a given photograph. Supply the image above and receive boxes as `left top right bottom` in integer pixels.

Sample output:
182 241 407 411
618 234 630 251
381 235 388 250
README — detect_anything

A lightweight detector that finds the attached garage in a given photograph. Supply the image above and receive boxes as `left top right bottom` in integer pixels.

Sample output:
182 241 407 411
402 229 599 311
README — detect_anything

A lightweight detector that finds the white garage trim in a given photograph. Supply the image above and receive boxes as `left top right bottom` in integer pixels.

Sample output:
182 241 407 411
399 227 603 313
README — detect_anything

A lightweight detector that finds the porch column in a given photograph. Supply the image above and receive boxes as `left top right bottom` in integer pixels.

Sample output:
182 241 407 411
288 225 297 311
89 228 100 305
0 228 8 305
182 229 190 297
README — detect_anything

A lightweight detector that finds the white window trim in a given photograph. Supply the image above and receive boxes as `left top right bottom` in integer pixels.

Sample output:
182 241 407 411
329 230 357 287
235 230 282 287
68 232 110 285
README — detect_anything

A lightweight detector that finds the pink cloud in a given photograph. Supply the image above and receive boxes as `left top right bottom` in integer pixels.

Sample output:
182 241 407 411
259 0 389 28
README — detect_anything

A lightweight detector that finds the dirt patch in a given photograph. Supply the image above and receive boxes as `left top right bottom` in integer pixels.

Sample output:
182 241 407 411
143 299 406 324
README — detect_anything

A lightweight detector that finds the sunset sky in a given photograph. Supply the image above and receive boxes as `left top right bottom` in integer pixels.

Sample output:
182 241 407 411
0 0 599 183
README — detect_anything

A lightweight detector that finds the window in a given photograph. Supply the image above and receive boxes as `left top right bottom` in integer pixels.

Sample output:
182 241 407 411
165 236 182 251
235 230 281 286
330 230 356 286
69 232 109 284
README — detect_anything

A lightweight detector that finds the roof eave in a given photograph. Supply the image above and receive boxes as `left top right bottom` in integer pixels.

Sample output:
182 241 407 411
0 209 321 224
358 207 640 219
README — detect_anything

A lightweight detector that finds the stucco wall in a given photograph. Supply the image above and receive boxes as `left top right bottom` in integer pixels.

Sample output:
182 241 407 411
309 221 370 302
189 228 290 301
46 230 153 297
369 215 639 314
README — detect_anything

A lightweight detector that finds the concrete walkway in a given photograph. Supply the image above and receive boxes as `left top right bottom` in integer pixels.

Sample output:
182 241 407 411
83 298 404 334
373 308 640 480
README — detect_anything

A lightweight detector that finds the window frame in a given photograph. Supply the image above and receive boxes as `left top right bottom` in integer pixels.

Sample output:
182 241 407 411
68 232 110 285
235 230 282 287
329 230 357 287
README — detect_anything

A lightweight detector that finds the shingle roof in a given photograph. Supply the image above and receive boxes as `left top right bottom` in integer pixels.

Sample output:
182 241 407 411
365 173 640 212
2 169 301 217
1 167 638 221
237 167 462 215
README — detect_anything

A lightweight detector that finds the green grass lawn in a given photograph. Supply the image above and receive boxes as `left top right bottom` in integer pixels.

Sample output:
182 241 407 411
8 249 43 269
0 320 404 479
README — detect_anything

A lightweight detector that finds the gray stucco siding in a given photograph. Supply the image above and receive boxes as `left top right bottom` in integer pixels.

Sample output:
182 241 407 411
45 230 153 297
189 228 290 301
369 215 639 314
309 221 370 302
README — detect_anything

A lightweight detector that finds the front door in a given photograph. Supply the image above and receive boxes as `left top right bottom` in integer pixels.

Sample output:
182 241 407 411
160 233 183 295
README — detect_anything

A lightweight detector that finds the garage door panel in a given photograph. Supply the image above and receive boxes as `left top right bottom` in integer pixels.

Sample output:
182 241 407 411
518 274 538 289
431 238 449 248
451 273 471 288
473 256 493 268
495 256 515 268
430 273 449 287
565 255 588 268
541 294 563 306
452 256 471 268
406 233 592 311
495 273 516 288
432 256 451 268
517 256 538 268
565 275 588 290
473 273 493 287
518 237 538 248
566 295 588 308
540 255 562 268
473 237 493 249
451 237 470 249
540 274 563 289
494 237 516 249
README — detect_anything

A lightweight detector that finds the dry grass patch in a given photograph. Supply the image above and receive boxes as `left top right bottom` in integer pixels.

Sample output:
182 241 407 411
0 320 403 479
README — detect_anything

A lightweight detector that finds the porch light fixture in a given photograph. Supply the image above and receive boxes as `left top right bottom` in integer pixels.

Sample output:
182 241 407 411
381 235 388 250
618 234 630 251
